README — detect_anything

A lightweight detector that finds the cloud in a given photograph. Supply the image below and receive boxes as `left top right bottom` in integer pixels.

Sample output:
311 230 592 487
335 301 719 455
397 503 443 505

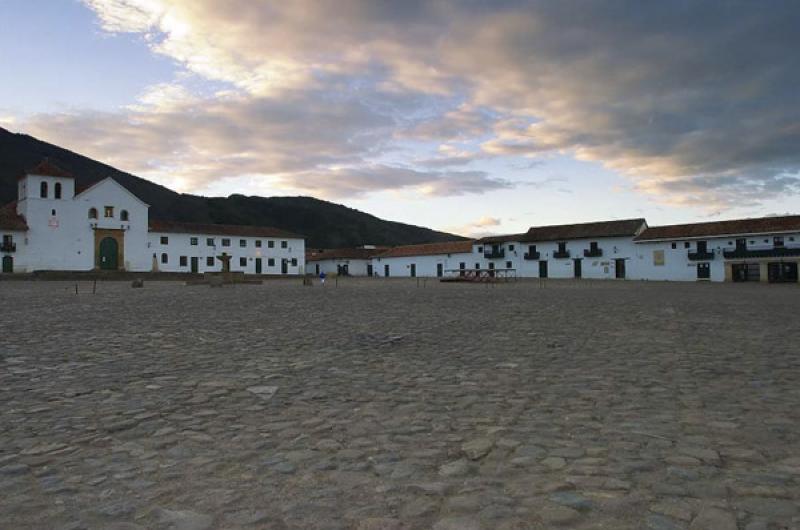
447 215 504 237
19 0 800 207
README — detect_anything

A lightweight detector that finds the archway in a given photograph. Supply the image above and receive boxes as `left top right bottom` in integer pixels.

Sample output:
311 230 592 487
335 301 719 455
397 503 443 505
99 237 118 270
1 255 12 273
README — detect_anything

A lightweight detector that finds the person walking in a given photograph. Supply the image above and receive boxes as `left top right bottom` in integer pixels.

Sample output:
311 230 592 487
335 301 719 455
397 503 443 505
319 270 326 285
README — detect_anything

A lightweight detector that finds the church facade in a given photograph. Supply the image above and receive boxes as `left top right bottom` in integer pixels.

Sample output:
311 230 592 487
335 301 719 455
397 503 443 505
0 162 305 275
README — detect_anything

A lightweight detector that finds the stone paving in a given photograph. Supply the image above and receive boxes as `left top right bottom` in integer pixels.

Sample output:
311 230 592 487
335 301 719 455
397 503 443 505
1 278 799 530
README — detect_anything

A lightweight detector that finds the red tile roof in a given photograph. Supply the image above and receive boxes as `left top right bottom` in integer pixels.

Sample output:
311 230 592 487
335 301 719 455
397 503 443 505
0 202 28 231
479 218 647 243
19 160 74 180
635 215 800 241
149 220 302 239
375 240 474 258
307 247 388 261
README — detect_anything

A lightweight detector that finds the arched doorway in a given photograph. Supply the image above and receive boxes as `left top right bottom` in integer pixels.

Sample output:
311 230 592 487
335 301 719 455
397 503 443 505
1 255 12 273
99 237 118 270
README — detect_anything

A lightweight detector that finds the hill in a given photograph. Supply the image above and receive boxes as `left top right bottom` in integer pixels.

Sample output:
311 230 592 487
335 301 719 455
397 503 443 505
0 127 464 248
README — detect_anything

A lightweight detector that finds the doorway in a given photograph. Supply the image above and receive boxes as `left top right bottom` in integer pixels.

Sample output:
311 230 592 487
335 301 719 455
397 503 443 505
410 263 416 277
615 258 626 279
1 255 12 273
697 262 710 280
281 259 288 274
367 264 373 277
99 237 118 270
732 263 759 282
384 264 390 277
436 263 443 277
255 258 262 274
191 257 199 273
538 260 548 278
768 262 798 283
573 258 582 278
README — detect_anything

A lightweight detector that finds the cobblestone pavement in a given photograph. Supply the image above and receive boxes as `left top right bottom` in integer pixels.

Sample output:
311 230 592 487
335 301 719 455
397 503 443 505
1 279 799 530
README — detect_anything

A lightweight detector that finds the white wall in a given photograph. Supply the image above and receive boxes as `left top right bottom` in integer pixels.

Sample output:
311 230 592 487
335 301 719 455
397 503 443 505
148 232 305 275
632 233 800 282
372 252 477 277
13 176 150 272
309 258 371 276
474 237 639 279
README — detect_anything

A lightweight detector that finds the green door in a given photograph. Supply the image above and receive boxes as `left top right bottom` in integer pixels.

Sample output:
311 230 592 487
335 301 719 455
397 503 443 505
2 255 12 273
255 258 262 274
191 257 199 273
99 237 118 270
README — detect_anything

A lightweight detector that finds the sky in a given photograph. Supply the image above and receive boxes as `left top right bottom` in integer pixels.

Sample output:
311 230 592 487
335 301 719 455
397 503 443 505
1 1 799 237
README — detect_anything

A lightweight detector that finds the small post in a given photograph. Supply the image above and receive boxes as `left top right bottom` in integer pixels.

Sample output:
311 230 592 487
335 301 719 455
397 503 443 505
93 279 97 294
75 283 78 295
335 276 339 288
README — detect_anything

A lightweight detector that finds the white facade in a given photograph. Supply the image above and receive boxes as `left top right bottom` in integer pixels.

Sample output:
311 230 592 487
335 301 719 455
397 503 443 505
309 258 372 277
1 164 305 275
373 252 476 278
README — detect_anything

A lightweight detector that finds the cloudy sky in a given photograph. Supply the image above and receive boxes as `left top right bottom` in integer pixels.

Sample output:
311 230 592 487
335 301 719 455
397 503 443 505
1 1 799 235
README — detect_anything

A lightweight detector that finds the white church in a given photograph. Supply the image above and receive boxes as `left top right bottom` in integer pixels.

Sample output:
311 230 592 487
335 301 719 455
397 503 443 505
0 161 305 275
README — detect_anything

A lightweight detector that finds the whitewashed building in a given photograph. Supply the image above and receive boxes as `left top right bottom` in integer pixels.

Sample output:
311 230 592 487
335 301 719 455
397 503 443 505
306 246 387 276
631 218 800 283
372 240 476 278
0 161 305 274
475 218 647 280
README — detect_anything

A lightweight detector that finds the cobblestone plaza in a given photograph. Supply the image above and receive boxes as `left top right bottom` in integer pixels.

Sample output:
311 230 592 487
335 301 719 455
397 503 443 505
1 279 799 529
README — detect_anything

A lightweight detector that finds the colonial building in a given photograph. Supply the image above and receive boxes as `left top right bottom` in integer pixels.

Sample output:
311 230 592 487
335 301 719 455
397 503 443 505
0 162 305 274
372 240 476 278
305 216 800 284
306 246 387 276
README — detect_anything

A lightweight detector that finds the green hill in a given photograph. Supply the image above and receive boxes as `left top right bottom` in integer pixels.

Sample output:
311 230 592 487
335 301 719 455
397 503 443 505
0 127 464 248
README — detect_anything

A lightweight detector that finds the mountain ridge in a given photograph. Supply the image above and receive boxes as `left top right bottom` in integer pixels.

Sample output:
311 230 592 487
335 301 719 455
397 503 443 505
0 127 465 248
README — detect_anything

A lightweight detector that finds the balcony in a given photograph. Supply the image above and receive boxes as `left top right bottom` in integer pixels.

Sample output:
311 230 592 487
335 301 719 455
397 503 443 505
723 246 800 259
523 251 540 260
484 249 505 259
583 248 602 258
687 250 715 261
0 242 16 253
553 250 570 259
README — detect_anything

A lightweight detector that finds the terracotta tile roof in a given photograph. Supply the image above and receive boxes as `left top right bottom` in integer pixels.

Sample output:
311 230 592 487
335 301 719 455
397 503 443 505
307 247 388 261
149 220 302 239
375 240 474 258
635 215 800 242
0 202 28 231
479 218 646 244
19 160 74 180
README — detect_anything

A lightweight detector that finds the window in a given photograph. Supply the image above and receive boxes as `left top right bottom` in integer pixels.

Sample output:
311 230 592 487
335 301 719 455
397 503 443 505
222 238 231 247
240 239 246 247
697 241 708 253
509 244 515 251
475 263 480 269
51 209 56 216
54 182 62 199
88 208 98 219
291 258 297 266
281 241 288 249
590 241 599 251
104 206 114 218
255 240 262 248
505 261 512 269
239 257 247 267
558 242 567 252
529 244 537 254
774 236 784 248
206 238 214 247
206 257 214 267
160 236 169 245
684 242 690 249
459 262 465 269
477 246 483 253
268 258 275 266
736 238 747 251
671 242 677 249
190 237 198 246
120 210 129 221
40 181 48 198
179 256 187 267
268 240 275 248
161 253 168 264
